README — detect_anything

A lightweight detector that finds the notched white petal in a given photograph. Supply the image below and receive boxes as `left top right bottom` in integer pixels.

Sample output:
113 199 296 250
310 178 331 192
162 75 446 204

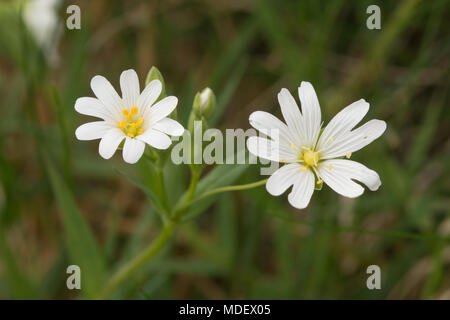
298 81 321 146
317 99 370 151
120 69 140 108
122 137 145 164
90 75 122 115
75 97 114 121
287 168 315 209
75 121 111 141
145 96 178 126
266 163 302 196
137 79 162 114
320 119 386 159
99 128 125 159
137 129 172 150
318 159 381 198
277 88 305 145
246 136 280 162
153 118 184 136
249 111 291 142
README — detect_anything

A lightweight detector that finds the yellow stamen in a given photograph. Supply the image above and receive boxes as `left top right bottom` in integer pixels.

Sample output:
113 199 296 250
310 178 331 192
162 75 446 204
280 159 286 162
328 164 333 170
317 179 323 184
301 166 307 172
290 143 296 149
329 137 334 142
119 107 144 138
303 150 319 167
346 152 352 159
118 121 126 129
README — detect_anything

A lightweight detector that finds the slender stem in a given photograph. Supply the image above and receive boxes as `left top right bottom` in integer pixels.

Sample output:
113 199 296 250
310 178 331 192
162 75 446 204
172 167 201 221
185 178 268 208
98 167 202 299
97 222 176 299
99 171 266 298
154 166 171 222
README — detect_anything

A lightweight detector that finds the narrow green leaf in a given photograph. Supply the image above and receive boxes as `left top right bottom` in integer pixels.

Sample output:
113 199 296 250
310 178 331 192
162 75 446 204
43 153 106 298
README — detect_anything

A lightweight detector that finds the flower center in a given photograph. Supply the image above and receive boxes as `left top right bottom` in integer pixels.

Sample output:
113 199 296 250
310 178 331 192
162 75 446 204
302 149 319 167
117 106 144 138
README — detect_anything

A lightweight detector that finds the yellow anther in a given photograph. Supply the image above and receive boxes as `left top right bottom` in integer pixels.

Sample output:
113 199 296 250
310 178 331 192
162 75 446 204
346 152 352 159
329 137 334 142
290 143 296 149
301 166 307 172
317 179 323 184
119 109 144 138
303 150 319 167
118 121 126 129
328 164 333 170
280 159 286 162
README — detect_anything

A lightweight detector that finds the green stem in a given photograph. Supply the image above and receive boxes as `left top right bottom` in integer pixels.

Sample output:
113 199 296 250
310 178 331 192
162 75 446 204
172 167 201 221
98 173 266 298
97 222 176 299
182 178 268 210
98 167 202 299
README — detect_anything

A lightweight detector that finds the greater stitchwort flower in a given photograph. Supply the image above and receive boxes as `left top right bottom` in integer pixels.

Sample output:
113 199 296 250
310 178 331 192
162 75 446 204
75 69 184 164
247 82 386 209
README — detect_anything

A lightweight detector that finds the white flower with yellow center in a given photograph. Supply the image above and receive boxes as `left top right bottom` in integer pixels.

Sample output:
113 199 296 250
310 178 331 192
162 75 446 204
247 82 386 209
75 69 184 164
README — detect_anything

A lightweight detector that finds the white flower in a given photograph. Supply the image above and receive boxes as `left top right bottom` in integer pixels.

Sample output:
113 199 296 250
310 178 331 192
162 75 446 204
75 69 184 164
247 82 386 209
22 0 61 63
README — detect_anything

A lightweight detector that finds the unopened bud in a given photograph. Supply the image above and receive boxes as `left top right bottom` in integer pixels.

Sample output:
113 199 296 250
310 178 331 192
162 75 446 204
145 66 166 99
193 87 215 119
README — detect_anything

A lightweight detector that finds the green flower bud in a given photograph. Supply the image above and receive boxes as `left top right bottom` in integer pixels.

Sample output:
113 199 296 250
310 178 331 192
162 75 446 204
145 66 177 120
145 66 166 99
193 87 216 119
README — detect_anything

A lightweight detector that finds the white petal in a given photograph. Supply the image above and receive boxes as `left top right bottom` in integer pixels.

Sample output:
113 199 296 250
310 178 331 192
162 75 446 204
122 137 145 164
153 118 184 136
318 159 381 198
277 88 305 146
249 111 293 142
246 136 281 162
137 129 172 150
137 79 162 115
317 99 369 151
298 81 321 147
320 119 386 159
120 69 140 108
266 163 303 196
74 97 115 122
75 121 111 141
90 75 123 117
99 128 125 159
287 168 315 209
144 96 178 126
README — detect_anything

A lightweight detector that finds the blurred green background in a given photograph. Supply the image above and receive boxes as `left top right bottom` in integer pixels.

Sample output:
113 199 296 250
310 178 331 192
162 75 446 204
0 0 449 299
